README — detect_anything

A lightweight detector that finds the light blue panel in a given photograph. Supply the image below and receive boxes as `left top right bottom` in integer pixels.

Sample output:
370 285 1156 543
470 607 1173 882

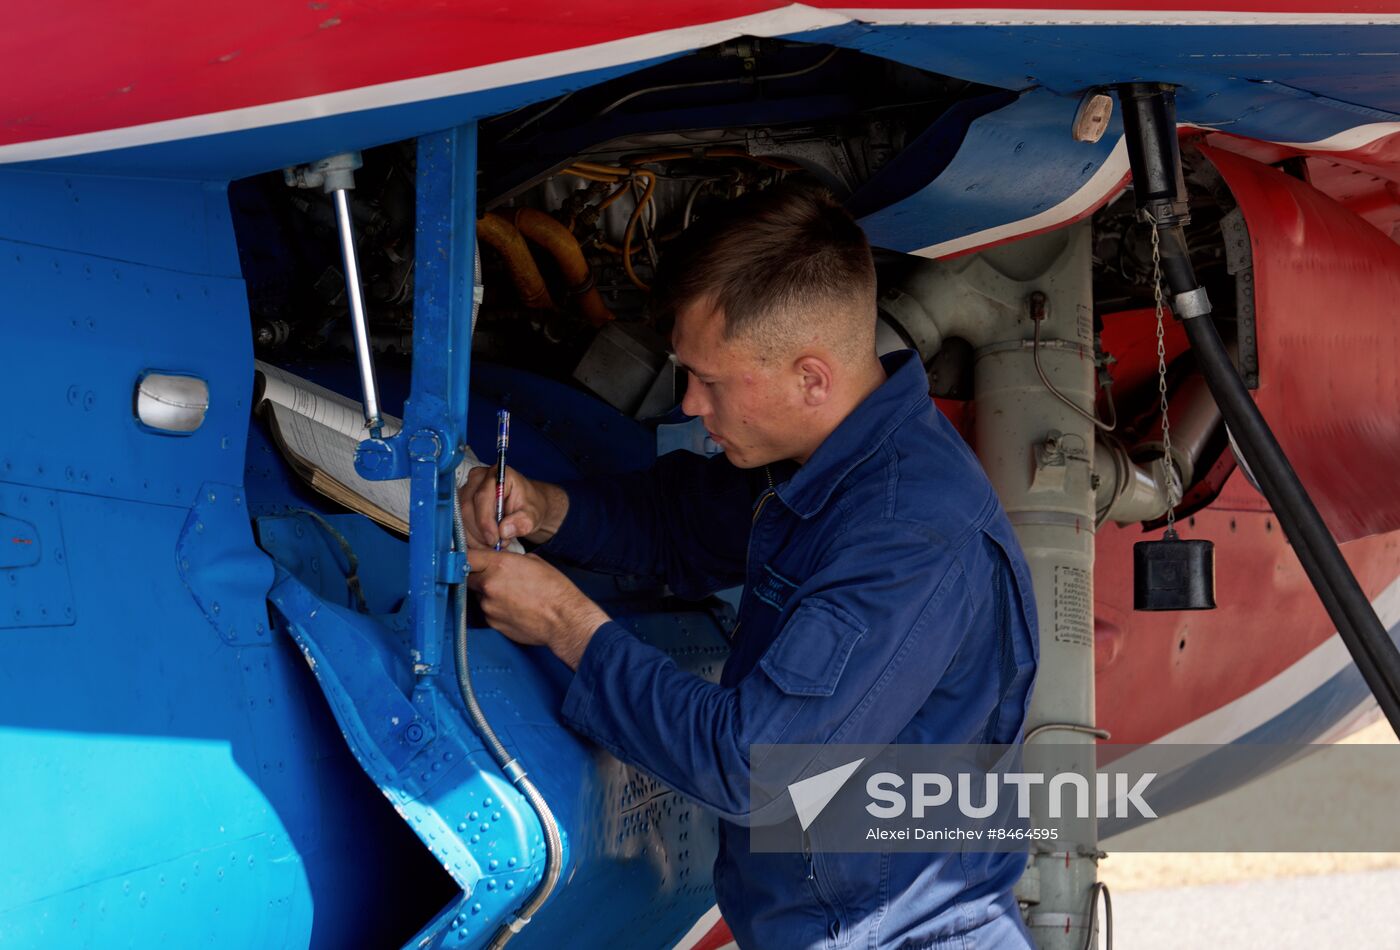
0 494 310 947
261 500 553 946
0 819 303 948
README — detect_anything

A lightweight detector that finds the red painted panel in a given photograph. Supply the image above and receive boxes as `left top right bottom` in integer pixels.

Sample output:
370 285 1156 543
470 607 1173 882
1099 306 1190 399
933 396 974 442
1094 485 1400 743
1093 149 1400 742
1201 145 1400 543
2 2 1398 149
838 0 1397 6
1208 126 1400 173
0 1 787 147
1203 129 1400 242
690 920 736 950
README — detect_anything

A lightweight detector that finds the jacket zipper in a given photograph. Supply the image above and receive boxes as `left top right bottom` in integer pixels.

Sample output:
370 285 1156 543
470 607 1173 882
730 466 776 643
803 828 842 940
746 467 839 940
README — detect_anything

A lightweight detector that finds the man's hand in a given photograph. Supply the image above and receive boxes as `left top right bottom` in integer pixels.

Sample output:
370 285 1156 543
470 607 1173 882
466 546 610 670
457 464 570 549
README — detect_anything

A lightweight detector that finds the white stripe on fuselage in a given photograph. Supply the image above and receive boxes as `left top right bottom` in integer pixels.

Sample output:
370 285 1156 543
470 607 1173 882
838 8 1400 26
905 115 1400 259
1150 574 1400 745
907 134 1130 259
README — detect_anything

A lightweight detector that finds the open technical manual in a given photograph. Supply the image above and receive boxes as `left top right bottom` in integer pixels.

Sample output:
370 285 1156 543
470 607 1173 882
254 360 500 540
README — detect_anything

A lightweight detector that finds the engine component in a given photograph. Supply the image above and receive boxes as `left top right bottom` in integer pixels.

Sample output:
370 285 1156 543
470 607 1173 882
572 322 672 416
514 207 615 326
477 212 556 310
1094 442 1169 525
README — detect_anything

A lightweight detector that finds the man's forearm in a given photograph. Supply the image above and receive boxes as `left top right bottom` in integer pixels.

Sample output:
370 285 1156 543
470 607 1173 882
550 600 611 670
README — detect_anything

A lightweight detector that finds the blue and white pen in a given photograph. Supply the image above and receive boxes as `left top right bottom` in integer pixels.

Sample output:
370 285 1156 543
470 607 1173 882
493 408 511 551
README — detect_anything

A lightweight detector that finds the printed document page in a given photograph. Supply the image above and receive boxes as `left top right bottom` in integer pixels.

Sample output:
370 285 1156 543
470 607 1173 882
254 360 488 536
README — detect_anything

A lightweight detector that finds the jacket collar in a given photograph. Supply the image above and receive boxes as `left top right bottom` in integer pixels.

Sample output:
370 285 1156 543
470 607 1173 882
773 349 928 519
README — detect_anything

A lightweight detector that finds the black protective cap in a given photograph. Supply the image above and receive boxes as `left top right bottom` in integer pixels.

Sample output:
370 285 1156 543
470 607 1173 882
1134 535 1217 611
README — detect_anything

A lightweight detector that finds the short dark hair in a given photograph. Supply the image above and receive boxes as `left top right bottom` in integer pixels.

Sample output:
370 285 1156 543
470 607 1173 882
652 182 877 351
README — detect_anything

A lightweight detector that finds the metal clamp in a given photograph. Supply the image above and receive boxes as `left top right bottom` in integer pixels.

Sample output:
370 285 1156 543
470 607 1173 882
1172 286 1212 320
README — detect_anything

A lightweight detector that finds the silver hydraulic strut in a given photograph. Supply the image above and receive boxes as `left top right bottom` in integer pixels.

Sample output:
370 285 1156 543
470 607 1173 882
285 152 385 435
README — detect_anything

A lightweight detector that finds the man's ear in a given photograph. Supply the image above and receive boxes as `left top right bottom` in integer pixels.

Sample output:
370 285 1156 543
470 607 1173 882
794 354 834 406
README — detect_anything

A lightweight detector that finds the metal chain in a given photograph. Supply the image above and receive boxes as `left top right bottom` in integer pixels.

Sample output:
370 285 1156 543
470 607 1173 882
1146 212 1181 536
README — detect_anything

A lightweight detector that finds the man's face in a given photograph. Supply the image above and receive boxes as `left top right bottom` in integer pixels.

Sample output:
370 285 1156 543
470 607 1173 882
672 298 804 469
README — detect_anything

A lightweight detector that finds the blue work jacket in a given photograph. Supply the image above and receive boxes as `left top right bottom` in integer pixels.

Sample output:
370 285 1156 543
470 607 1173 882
542 349 1039 949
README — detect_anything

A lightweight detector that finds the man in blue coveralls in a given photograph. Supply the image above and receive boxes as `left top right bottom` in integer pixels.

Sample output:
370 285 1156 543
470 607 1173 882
462 184 1039 949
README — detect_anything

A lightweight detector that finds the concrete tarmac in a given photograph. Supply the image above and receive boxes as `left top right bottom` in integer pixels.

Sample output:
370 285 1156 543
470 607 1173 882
1103 867 1400 949
1093 718 1400 948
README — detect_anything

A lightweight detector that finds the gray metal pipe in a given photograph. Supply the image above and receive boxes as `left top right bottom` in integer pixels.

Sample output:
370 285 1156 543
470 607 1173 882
1094 442 1171 525
1132 371 1222 488
285 152 385 436
890 224 1103 950
454 497 564 948
452 250 563 947
1095 371 1223 525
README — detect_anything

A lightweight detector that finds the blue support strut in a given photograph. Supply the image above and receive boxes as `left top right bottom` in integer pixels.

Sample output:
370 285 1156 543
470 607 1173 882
355 124 476 683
